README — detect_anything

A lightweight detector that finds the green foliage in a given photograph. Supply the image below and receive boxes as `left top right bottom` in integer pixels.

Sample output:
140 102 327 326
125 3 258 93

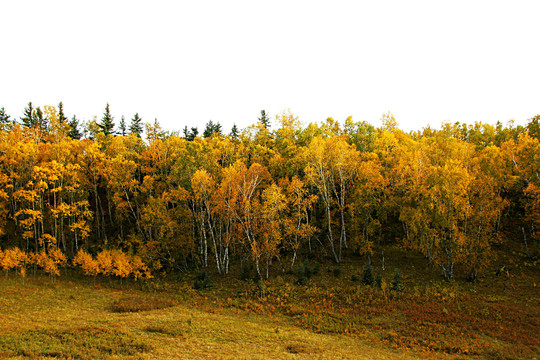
129 112 143 137
527 114 540 140
57 102 68 124
0 106 11 126
240 263 252 281
375 267 382 288
258 109 271 129
193 271 211 290
295 261 320 285
392 269 403 292
98 103 115 136
230 123 239 140
67 115 82 139
185 126 198 141
362 263 374 286
118 115 127 136
20 101 34 127
203 120 222 138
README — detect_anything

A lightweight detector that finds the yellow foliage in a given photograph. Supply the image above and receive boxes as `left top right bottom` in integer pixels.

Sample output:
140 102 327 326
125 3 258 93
73 249 100 276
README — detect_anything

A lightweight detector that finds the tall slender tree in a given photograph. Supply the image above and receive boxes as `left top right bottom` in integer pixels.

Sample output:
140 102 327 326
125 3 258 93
258 110 271 129
119 116 127 136
68 115 82 140
34 107 47 131
57 102 68 124
98 103 115 136
129 113 143 137
203 120 223 138
21 102 35 127
0 107 11 128
230 124 239 140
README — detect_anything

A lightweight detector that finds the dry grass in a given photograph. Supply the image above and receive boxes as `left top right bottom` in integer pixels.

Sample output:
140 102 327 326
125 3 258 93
0 244 537 359
0 275 418 360
110 295 178 313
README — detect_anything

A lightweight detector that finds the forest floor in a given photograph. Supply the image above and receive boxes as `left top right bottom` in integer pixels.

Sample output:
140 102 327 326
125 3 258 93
0 245 538 360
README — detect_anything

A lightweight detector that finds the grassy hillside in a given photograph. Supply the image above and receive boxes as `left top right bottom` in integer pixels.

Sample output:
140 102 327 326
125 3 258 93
0 245 538 359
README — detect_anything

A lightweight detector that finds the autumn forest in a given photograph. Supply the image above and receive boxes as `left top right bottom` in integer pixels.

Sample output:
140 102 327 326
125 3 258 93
0 102 538 283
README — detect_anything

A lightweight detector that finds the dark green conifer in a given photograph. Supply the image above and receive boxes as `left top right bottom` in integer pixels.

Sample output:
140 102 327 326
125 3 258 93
0 107 11 127
230 124 239 140
129 113 143 137
98 103 115 136
258 110 271 129
57 102 68 124
119 116 127 136
67 115 82 140
21 102 35 127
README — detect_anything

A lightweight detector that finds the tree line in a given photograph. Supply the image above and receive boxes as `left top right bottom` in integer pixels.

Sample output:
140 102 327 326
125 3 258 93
0 102 538 281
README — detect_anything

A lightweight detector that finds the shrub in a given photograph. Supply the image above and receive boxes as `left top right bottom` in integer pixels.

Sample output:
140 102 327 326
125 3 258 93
193 271 211 290
0 247 28 276
392 269 404 292
295 261 320 285
333 267 342 278
375 268 382 288
362 263 374 286
110 296 177 313
73 249 151 280
240 263 252 281
73 249 99 276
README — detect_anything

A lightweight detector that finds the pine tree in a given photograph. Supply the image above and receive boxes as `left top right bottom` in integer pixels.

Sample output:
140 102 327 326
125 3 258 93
0 107 11 127
214 122 222 136
21 102 35 127
186 127 198 141
98 103 115 136
119 116 127 136
129 113 143 137
230 124 239 140
392 269 403 292
203 120 223 138
34 107 47 131
258 110 271 129
527 115 540 140
68 115 82 140
57 102 68 124
203 120 215 138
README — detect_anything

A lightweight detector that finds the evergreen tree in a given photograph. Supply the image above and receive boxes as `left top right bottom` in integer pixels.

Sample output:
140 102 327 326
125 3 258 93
34 107 47 131
258 110 271 129
129 113 143 137
68 115 82 140
98 103 115 136
186 127 198 141
362 263 374 286
230 123 239 140
57 102 68 124
182 126 189 139
527 114 540 140
203 120 223 138
21 102 35 127
119 116 127 136
392 269 404 292
0 107 11 126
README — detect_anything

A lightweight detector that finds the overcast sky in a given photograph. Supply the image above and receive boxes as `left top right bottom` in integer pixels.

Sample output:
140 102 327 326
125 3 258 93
1 1 539 133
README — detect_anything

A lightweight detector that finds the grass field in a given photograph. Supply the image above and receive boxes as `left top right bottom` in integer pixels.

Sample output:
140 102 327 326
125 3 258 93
0 246 538 359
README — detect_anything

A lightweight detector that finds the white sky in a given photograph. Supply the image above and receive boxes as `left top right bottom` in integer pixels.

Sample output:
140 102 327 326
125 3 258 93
1 1 539 133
